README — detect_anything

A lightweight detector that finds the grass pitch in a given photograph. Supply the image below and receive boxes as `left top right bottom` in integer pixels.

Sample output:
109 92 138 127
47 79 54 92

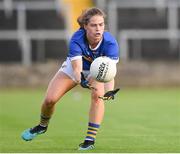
0 87 180 152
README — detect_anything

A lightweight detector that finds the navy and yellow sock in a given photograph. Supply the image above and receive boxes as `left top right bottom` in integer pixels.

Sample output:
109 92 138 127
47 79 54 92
85 122 100 141
40 114 51 127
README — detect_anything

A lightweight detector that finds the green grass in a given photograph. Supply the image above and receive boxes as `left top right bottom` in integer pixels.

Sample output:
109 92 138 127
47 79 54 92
0 87 180 152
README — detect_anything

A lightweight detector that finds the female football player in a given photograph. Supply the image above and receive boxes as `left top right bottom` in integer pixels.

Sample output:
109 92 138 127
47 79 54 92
21 7 119 150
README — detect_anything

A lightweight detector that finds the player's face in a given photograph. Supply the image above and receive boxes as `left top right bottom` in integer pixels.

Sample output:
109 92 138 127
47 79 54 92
84 15 105 44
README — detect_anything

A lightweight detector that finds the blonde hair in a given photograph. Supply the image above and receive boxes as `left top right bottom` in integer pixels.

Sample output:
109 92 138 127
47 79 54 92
77 7 106 28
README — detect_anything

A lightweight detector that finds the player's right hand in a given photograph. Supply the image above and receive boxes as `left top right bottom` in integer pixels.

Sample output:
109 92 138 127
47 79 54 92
80 72 97 90
80 72 90 89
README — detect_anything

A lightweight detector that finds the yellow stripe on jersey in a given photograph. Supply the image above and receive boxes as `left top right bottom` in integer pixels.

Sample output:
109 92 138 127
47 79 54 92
82 55 93 62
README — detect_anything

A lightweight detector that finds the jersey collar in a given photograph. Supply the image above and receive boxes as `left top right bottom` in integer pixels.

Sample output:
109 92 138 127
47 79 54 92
89 38 103 51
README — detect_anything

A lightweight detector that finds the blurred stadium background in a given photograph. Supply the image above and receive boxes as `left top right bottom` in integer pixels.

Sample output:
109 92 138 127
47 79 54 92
0 0 180 153
0 0 180 87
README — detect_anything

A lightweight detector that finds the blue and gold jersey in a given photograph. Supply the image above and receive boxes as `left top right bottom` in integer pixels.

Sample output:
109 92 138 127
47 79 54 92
68 28 119 70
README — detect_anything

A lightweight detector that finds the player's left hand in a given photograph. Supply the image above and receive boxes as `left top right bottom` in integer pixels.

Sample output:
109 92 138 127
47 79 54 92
99 88 120 101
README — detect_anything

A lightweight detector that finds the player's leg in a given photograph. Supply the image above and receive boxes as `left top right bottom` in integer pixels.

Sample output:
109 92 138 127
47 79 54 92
104 79 114 92
79 79 105 150
21 71 76 141
40 71 76 124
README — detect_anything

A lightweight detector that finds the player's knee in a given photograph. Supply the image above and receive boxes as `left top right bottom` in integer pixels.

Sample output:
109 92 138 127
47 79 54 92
91 91 102 103
44 97 57 108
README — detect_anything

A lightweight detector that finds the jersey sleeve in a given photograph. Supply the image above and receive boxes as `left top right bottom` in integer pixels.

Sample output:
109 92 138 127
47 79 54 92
105 41 120 63
68 40 82 58
68 40 82 60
